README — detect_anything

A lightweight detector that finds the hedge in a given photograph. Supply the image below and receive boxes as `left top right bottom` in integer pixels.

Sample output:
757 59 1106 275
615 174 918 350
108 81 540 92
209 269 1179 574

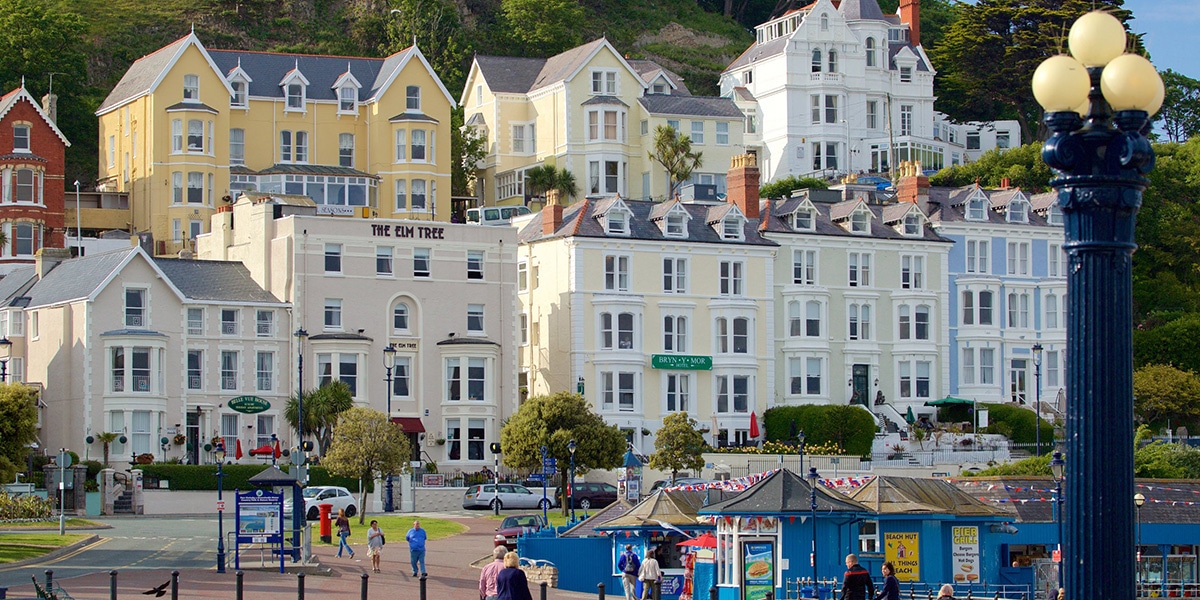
762 405 876 457
978 403 1054 454
135 464 373 493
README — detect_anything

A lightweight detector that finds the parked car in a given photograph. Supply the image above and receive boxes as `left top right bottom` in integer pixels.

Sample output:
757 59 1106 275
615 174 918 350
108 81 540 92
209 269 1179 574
462 483 555 510
649 478 710 493
493 514 548 549
466 205 532 226
283 485 357 521
557 482 619 510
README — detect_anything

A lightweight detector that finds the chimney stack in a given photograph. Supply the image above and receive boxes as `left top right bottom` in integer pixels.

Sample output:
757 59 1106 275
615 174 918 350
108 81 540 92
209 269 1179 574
35 248 72 279
41 93 57 125
542 189 563 235
727 153 760 219
899 0 921 47
1000 177 1011 190
895 161 930 213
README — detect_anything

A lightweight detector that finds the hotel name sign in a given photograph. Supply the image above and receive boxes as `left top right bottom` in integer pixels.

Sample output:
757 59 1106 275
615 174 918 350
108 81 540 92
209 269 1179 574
370 223 446 239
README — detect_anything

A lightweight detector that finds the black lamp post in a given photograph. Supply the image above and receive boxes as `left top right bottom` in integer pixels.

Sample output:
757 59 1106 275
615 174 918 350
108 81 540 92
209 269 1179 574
491 442 502 516
214 443 227 573
0 336 12 382
1033 11 1162 600
797 430 806 475
568 439 577 522
294 328 308 445
1050 451 1065 588
807 466 819 585
1134 492 1145 591
383 345 396 513
1032 343 1043 456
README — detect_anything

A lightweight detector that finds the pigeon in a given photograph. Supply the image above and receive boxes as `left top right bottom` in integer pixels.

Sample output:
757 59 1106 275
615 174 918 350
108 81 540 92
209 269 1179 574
142 580 170 597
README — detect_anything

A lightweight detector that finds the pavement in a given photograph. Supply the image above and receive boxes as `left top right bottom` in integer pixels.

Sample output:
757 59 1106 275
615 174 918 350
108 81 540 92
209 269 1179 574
0 515 600 599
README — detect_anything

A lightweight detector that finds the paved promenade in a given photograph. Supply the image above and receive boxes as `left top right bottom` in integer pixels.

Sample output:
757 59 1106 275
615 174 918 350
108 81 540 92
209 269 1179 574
3 516 598 599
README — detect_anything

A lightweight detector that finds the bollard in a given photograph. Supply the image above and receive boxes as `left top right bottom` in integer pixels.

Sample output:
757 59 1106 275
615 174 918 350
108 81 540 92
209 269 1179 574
927 591 933 600
994 593 1000 600
110 570 118 600
1 585 7 599
45 570 53 591
297 572 305 600
419 573 427 600
597 582 605 600
171 570 179 600
967 590 973 600
710 585 718 600
541 581 548 600
360 573 369 600
236 571 244 600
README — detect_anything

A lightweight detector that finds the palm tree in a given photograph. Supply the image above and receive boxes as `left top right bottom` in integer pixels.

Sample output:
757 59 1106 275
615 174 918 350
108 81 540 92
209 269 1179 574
649 125 703 198
96 432 120 466
284 381 354 456
551 168 578 202
526 165 578 204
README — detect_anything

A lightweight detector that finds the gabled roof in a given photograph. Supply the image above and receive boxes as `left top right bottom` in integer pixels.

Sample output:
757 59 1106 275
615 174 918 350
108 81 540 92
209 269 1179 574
153 258 283 304
97 33 235 115
626 59 691 95
759 196 951 243
1029 191 1057 212
473 39 645 96
637 95 743 119
519 197 777 247
562 499 634 537
25 247 153 308
928 185 1059 229
529 38 615 92
882 201 922 224
850 476 1006 517
0 266 37 305
0 87 71 146
701 469 870 515
596 490 717 529
829 198 868 221
988 188 1026 209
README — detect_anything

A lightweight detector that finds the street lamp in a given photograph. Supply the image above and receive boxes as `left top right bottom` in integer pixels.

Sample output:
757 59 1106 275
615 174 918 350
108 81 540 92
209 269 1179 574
0 337 11 382
568 439 577 522
797 430 806 475
807 466 819 586
1033 11 1163 600
1050 451 1066 588
73 180 81 253
1134 492 1145 591
1032 343 1043 456
294 328 308 443
214 443 227 573
382 345 397 513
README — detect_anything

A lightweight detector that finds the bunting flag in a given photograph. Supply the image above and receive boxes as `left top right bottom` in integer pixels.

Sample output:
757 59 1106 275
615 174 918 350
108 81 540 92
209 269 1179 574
820 476 874 489
664 469 778 493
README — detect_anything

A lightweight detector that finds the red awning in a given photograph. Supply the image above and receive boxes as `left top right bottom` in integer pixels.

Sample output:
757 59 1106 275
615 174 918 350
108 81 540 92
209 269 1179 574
248 443 275 456
391 417 426 433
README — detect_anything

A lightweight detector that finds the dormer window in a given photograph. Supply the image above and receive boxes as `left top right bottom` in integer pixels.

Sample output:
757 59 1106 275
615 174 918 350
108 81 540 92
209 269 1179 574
722 217 743 240
606 211 630 236
967 196 988 221
665 212 687 237
1047 204 1063 225
900 67 913 83
340 87 357 112
183 74 199 101
287 84 304 109
793 208 815 231
13 124 30 152
1007 200 1029 223
652 83 667 95
230 80 247 107
281 67 309 112
849 210 870 233
903 213 922 236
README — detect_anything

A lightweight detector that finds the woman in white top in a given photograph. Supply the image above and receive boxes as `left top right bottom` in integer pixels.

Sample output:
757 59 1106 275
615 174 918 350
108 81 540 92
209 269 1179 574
366 520 385 573
638 546 662 600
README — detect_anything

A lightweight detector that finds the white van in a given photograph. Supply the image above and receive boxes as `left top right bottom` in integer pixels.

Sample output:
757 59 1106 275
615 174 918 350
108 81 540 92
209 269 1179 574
466 205 532 226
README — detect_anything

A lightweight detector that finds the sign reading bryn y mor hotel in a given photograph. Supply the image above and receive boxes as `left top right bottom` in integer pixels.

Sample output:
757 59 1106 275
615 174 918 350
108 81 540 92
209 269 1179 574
228 396 271 414
650 354 713 370
370 223 446 239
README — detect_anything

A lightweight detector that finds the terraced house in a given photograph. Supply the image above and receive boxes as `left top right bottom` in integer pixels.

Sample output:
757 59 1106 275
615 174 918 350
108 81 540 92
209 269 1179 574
461 38 746 206
95 32 455 254
0 85 69 274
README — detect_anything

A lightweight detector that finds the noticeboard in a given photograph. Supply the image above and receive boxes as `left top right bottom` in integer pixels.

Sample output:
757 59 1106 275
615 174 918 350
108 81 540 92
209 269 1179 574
884 532 921 582
235 489 285 572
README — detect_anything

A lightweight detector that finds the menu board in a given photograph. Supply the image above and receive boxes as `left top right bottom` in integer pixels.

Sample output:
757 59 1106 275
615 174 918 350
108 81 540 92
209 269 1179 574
742 540 775 600
951 526 980 585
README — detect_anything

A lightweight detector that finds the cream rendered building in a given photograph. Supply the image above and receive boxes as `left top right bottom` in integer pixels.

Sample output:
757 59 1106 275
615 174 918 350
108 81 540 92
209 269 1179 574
462 39 746 206
96 33 455 255
517 159 775 451
4 247 290 468
198 195 518 466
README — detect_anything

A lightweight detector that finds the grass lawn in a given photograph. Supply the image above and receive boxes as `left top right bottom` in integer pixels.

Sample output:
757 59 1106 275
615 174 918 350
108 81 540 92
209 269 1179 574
317 516 466 547
0 534 90 564
0 518 105 530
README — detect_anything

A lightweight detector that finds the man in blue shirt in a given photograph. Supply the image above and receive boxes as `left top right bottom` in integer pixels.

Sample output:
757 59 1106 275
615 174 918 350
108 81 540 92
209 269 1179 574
406 519 427 577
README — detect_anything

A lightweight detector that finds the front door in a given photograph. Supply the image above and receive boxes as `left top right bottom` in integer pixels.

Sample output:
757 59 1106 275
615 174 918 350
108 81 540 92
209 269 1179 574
1011 359 1028 404
852 364 870 406
187 411 200 465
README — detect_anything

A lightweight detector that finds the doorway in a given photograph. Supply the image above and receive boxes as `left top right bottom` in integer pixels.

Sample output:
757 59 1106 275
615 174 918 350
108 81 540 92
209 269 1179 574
852 364 870 406
187 411 200 465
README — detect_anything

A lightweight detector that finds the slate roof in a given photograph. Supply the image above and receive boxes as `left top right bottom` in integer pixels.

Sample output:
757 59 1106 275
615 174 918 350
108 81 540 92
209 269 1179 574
473 55 546 94
530 38 609 92
725 36 790 73
25 248 138 308
951 477 1200 524
626 59 691 95
0 267 37 305
255 164 377 178
889 43 931 72
153 257 282 303
849 476 1006 517
436 336 500 346
582 95 629 107
761 195 953 244
701 469 870 514
164 101 219 114
637 95 743 119
1029 191 1057 212
928 185 1058 228
839 0 887 21
97 36 193 113
517 198 778 247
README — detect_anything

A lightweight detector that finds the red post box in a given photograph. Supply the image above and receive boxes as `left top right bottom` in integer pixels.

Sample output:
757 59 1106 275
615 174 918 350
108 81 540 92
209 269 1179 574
318 503 334 544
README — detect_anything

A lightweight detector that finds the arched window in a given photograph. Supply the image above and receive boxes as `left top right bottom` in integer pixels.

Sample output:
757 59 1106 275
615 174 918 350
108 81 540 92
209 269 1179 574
820 13 829 31
828 50 838 73
805 300 822 337
898 305 911 339
392 303 410 333
788 301 803 337
812 49 822 73
866 38 876 67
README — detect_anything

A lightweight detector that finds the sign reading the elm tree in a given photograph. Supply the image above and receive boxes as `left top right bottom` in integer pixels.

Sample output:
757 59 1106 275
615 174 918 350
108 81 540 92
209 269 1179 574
228 396 271 414
650 355 713 370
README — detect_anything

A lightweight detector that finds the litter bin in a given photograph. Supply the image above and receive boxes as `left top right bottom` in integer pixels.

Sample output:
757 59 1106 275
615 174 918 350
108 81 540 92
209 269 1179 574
318 503 334 544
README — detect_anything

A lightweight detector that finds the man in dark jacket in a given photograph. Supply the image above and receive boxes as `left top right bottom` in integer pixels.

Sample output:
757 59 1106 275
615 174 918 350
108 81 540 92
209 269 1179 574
841 554 875 600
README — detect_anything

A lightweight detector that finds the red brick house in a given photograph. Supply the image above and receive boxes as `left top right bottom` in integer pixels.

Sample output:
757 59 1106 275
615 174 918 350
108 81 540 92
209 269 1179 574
0 84 69 274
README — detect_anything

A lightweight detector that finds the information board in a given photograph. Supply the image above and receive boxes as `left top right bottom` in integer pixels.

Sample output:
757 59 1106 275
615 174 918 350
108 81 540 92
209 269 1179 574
741 540 775 600
234 489 285 573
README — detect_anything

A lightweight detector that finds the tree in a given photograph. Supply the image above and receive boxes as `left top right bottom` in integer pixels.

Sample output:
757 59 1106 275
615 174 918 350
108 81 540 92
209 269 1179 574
928 142 1054 191
385 0 472 97
500 391 625 475
526 164 579 204
501 0 584 58
0 383 39 483
1157 70 1200 143
284 381 354 456
649 125 703 198
96 432 121 467
649 413 708 483
930 0 1134 143
759 175 829 199
452 107 488 197
1133 364 1200 433
321 407 411 524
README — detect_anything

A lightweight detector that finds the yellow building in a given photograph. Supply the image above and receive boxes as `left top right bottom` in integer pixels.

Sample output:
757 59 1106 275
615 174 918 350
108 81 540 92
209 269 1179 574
96 33 456 254
461 39 747 206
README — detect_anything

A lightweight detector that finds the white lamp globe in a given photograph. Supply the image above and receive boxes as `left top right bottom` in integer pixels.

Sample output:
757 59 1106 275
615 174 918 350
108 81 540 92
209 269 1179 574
1101 54 1164 114
1069 11 1127 67
1033 55 1091 112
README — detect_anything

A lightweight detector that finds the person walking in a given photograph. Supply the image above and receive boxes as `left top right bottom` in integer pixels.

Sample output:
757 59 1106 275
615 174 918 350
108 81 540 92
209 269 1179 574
496 551 534 600
366 520 384 573
617 544 641 600
840 554 874 600
638 545 663 600
479 545 508 600
875 562 899 600
937 584 955 600
406 519 427 577
335 508 355 559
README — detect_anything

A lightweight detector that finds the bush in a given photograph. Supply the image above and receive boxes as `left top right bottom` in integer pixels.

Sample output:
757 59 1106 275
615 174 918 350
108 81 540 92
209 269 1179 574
0 492 54 520
980 403 1053 453
762 405 875 457
967 455 1051 477
134 464 373 492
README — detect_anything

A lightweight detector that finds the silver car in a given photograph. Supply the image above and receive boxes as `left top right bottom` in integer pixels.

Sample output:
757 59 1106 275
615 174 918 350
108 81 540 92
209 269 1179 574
462 483 555 510
284 486 358 520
